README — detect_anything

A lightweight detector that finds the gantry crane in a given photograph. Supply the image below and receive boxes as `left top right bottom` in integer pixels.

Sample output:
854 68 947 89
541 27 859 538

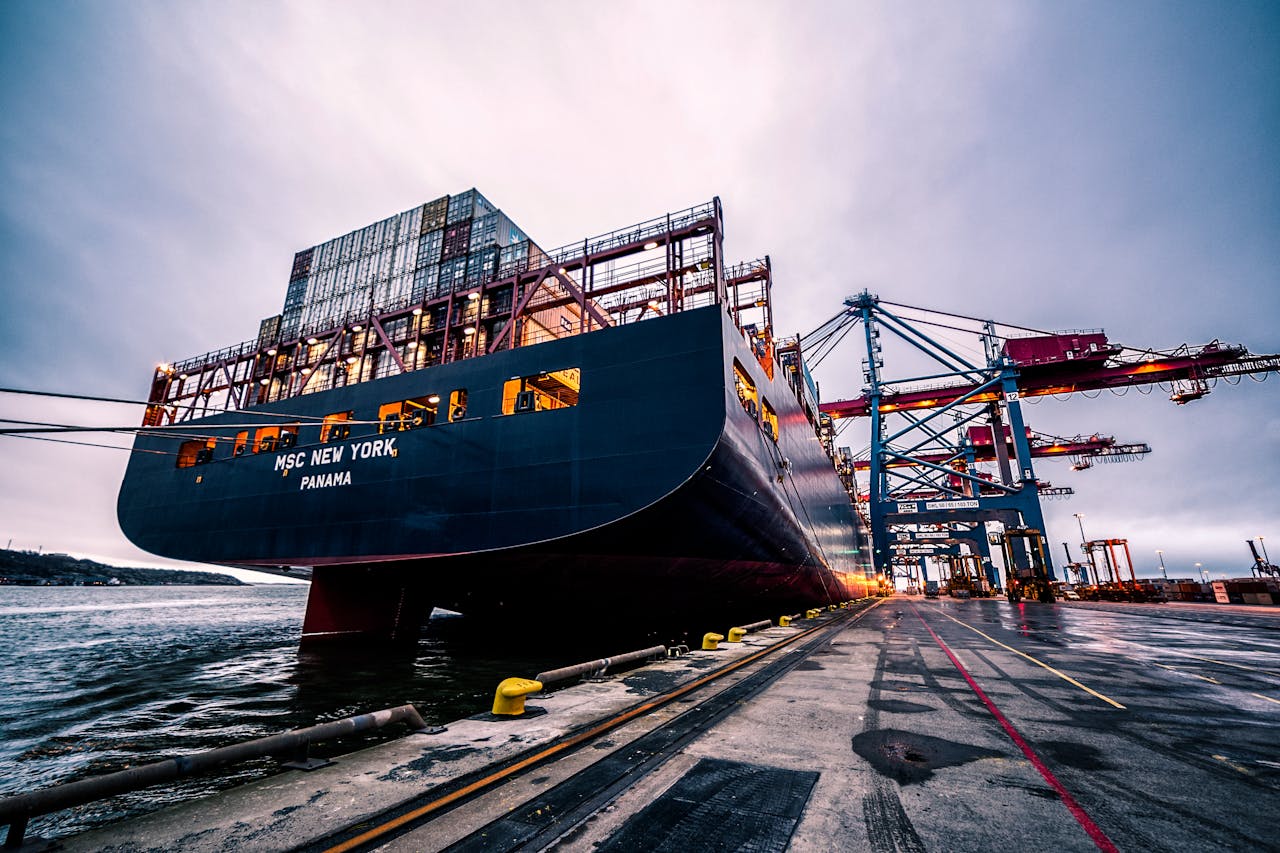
803 291 1279 582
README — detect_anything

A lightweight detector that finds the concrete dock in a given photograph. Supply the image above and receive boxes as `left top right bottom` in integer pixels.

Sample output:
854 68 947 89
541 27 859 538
53 597 1279 852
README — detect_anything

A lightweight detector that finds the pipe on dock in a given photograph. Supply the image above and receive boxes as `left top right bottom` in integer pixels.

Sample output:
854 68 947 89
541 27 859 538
534 645 667 686
741 619 772 632
0 704 428 848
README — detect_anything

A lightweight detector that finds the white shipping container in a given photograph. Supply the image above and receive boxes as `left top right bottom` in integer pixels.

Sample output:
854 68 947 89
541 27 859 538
375 247 393 282
401 206 422 238
392 237 418 278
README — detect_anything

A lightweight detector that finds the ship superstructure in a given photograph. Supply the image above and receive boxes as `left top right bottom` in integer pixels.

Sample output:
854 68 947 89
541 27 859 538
120 193 873 642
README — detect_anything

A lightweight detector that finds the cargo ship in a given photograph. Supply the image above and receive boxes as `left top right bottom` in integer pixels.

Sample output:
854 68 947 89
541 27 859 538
117 193 873 642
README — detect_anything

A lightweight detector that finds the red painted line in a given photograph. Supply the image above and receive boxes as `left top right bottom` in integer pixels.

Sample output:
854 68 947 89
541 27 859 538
911 605 1118 853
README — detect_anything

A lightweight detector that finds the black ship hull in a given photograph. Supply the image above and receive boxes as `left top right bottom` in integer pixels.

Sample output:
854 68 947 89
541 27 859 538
119 306 872 641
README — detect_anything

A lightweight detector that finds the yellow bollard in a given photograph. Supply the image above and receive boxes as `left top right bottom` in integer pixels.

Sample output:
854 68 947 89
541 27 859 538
727 627 747 643
779 615 792 628
702 632 725 650
806 609 820 619
492 677 542 716
827 604 837 611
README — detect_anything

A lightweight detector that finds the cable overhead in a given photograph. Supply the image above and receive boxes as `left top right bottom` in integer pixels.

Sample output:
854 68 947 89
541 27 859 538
0 386 341 423
0 434 175 455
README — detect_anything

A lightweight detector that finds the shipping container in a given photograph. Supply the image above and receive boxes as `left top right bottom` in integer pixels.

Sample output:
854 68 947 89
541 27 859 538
499 212 527 248
412 265 441 302
290 248 314 280
441 219 473 261
257 315 282 347
471 213 498 249
391 237 418 279
422 196 449 233
447 189 476 225
439 256 469 293
466 246 500 285
417 229 444 268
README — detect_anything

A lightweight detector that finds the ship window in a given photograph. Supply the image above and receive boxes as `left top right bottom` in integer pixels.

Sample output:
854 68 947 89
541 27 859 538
733 360 759 419
760 398 778 442
378 396 438 432
254 426 280 453
233 431 249 456
176 437 217 468
448 388 468 422
320 411 353 443
502 368 581 414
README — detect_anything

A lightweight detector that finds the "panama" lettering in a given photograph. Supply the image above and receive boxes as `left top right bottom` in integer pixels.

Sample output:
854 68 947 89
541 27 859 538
299 471 353 491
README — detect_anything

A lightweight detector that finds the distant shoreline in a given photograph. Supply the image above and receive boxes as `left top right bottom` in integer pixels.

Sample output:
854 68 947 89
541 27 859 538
0 548 248 587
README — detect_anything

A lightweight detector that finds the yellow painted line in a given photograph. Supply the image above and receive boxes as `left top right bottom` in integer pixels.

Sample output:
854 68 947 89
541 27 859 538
1212 754 1254 776
931 609 1126 709
1251 693 1280 706
1153 662 1220 684
1175 653 1280 677
1086 635 1280 679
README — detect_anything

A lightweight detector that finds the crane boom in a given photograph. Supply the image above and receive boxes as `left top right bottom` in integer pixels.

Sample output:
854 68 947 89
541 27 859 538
822 335 1280 419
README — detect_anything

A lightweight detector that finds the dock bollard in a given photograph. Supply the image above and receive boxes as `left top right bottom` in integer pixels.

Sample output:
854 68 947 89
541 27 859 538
492 677 543 716
727 627 747 643
827 604 837 612
702 632 724 650
806 609 820 619
779 615 792 627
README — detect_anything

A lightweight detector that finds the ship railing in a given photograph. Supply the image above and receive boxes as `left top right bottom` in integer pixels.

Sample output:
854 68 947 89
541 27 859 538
0 704 433 849
172 339 260 373
541 200 718 266
150 200 734 422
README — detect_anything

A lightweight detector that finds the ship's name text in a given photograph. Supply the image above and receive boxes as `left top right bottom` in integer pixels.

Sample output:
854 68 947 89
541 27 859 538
274 438 397 473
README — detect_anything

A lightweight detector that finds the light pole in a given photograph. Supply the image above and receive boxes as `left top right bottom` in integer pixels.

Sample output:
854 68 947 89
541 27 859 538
1156 550 1167 580
1073 514 1089 583
1260 536 1270 565
1195 562 1206 583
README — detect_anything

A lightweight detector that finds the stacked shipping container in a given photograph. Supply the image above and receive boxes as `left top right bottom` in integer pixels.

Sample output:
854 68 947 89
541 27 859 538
273 189 535 342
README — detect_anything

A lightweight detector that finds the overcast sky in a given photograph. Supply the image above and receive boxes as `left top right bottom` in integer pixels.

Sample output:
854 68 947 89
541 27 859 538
1 1 1276 582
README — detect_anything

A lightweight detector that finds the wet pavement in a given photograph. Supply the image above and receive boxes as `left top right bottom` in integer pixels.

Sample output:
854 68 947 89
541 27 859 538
54 598 1279 851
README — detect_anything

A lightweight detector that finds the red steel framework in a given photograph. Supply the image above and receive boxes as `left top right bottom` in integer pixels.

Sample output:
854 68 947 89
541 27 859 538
144 199 777 427
822 337 1280 420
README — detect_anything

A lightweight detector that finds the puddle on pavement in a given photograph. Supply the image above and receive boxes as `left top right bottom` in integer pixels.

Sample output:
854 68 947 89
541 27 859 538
851 728 1002 785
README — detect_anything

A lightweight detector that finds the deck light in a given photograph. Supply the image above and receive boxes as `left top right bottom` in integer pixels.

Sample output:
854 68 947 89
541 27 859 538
306 337 319 345
351 324 362 332
648 300 660 308
644 241 659 250
345 356 358 364
412 307 423 316
301 367 312 375
178 373 188 380
427 395 440 404
407 341 418 349
259 378 269 385
467 292 480 301
266 348 277 356
463 326 476 336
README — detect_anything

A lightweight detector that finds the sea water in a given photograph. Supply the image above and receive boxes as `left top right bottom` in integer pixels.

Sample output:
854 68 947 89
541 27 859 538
0 584 570 840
